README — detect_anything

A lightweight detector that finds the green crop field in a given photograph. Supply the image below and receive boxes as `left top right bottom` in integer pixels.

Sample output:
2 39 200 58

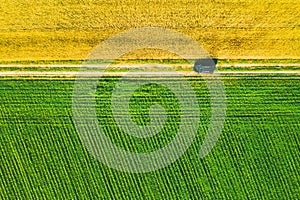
0 74 299 199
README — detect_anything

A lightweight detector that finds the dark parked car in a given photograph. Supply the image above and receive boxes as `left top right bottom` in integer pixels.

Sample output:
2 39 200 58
193 58 218 73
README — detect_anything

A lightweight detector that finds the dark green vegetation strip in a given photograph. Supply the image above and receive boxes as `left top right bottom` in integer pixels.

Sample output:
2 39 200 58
0 75 299 199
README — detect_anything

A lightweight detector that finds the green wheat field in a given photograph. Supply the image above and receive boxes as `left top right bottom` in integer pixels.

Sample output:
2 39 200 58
0 75 299 199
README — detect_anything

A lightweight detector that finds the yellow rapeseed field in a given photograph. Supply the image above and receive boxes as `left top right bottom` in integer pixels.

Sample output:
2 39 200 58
0 0 299 61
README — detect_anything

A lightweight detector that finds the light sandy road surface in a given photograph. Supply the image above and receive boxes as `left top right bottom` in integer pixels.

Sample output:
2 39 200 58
0 64 299 77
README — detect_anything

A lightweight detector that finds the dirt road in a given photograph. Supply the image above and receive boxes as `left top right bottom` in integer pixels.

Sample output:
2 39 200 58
0 64 299 77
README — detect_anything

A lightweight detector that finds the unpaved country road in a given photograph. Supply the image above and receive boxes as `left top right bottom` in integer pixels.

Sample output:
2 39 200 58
0 64 299 77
